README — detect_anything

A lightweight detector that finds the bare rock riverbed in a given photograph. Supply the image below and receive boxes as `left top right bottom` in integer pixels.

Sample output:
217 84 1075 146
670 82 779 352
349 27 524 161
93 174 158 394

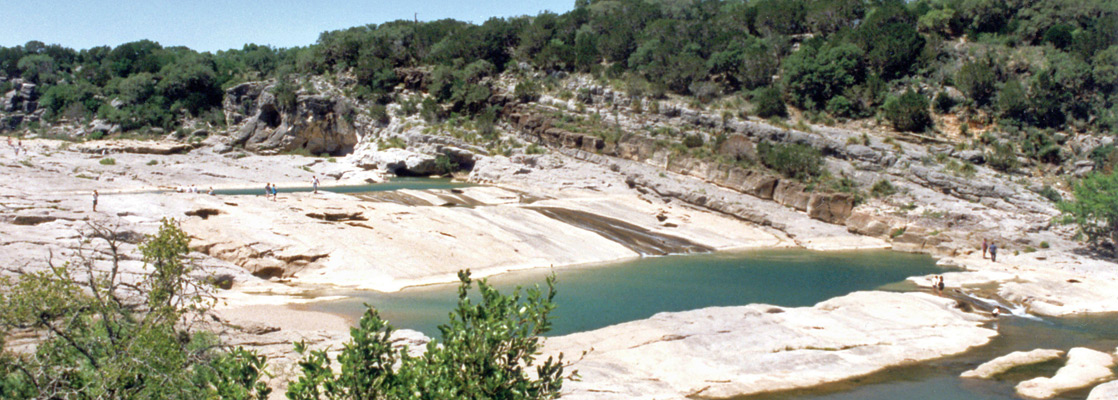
3 136 1118 398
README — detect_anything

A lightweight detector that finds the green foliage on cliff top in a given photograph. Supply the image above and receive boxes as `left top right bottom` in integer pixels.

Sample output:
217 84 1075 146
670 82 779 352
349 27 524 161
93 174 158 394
1059 170 1118 250
2 0 1116 134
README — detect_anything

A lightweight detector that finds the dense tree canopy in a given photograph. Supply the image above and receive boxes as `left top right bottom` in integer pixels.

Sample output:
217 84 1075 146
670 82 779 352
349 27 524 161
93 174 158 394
0 0 1114 136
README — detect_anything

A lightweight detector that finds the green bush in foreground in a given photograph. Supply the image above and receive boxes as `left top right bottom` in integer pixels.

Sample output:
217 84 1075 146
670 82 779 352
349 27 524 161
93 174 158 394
0 219 270 399
286 270 566 400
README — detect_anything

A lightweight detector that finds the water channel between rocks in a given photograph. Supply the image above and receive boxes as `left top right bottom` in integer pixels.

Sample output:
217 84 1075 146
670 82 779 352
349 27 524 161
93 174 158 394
299 249 1118 400
210 177 472 196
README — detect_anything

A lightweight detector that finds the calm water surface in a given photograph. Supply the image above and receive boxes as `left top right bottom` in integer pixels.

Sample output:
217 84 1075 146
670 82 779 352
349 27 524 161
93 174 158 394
302 249 1118 400
302 249 943 337
212 177 470 195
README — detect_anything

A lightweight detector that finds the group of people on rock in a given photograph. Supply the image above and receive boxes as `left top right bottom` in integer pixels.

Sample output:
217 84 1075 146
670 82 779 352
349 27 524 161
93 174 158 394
178 184 214 195
263 176 321 200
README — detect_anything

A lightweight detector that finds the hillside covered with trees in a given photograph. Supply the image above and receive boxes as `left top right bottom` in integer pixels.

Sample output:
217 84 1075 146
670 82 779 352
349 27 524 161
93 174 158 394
2 0 1116 141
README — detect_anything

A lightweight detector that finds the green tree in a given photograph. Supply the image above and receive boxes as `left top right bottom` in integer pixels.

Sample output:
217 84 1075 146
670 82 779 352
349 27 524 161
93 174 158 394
781 42 865 110
882 89 931 132
955 60 996 106
998 80 1029 122
753 86 787 118
854 1 924 79
0 219 270 399
16 54 57 84
1059 170 1118 249
286 270 567 400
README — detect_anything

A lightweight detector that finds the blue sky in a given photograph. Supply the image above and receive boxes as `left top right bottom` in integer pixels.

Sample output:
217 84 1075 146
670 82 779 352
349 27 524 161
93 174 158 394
1 0 574 52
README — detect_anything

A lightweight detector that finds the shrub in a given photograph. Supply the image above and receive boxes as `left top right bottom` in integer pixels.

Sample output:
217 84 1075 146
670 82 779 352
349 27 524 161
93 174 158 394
369 104 390 125
757 141 823 181
753 86 787 118
998 80 1029 122
272 78 298 111
882 89 931 132
871 179 898 197
682 134 704 148
434 154 459 174
146 159 158 166
514 80 541 103
99 157 116 165
826 95 857 119
1039 185 1062 203
0 220 271 399
933 91 955 114
956 61 996 105
525 143 546 154
890 227 907 239
1059 170 1118 248
987 142 1020 172
1040 241 1050 249
286 271 566 400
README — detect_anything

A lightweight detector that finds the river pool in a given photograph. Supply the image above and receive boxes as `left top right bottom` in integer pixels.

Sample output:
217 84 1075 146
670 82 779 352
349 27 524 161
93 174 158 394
301 249 1118 400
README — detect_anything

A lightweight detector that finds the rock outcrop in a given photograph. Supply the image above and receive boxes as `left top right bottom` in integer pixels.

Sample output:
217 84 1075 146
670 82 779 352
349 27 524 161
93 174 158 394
545 291 994 399
225 81 358 156
1 80 42 131
1088 380 1118 400
1016 347 1117 399
961 349 1065 379
505 106 856 225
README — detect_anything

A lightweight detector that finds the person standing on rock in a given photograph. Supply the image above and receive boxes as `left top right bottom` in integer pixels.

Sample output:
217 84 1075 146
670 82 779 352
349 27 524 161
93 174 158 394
92 190 99 212
270 183 278 201
264 183 271 198
989 242 998 262
982 238 989 259
312 175 320 194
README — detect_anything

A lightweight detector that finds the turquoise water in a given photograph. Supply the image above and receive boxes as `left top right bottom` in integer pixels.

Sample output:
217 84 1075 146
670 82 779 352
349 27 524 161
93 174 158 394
302 249 943 337
749 313 1118 400
211 177 470 195
303 249 1118 400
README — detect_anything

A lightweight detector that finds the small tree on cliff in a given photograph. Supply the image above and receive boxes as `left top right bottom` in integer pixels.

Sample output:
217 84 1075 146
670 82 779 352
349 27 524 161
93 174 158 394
1059 170 1118 252
286 270 568 400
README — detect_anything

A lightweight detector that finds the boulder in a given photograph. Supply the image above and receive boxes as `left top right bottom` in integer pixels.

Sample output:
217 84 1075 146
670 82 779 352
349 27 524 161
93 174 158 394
1016 347 1116 399
846 212 892 237
229 82 358 156
90 119 116 134
807 192 854 224
1088 380 1118 400
956 150 986 164
718 134 756 161
3 90 20 112
961 349 1065 379
773 180 811 211
356 148 441 176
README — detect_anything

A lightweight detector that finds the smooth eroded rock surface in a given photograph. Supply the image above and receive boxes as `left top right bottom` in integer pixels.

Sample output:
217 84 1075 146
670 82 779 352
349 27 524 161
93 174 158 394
544 291 995 399
1016 347 1117 399
961 349 1065 379
1088 380 1118 400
